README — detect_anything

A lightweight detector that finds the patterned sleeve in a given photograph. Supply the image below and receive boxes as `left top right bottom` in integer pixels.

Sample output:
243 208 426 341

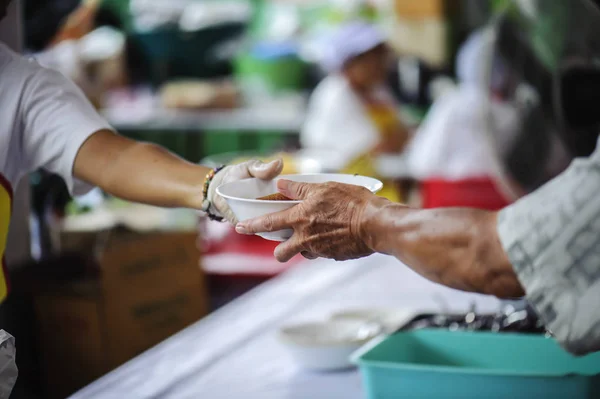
497 137 600 355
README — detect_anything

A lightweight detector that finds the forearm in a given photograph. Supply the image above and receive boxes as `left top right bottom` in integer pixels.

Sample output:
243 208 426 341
360 200 525 298
74 130 209 209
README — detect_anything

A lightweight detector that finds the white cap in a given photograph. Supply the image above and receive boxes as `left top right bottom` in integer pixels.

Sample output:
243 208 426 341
456 27 507 90
320 21 386 72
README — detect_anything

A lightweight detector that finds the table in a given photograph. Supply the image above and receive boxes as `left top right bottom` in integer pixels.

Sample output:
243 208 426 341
70 254 502 399
103 107 306 133
101 90 307 133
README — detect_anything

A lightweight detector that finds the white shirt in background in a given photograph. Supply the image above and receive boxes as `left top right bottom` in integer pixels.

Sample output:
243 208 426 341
406 85 520 181
301 74 381 166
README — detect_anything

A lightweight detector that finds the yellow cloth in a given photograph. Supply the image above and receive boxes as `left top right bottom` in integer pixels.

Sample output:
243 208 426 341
341 101 402 202
367 103 401 134
342 154 401 203
0 176 12 302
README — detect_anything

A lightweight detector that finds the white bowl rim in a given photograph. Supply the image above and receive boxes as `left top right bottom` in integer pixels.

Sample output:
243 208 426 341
277 320 382 348
216 173 384 204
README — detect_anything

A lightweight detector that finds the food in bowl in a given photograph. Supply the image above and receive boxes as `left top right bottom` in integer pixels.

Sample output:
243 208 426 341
257 193 293 201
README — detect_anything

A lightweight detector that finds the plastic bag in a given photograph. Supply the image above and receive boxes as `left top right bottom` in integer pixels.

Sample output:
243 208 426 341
0 330 17 399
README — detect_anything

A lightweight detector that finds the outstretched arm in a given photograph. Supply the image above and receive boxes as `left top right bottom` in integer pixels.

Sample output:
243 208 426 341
73 130 283 222
361 200 524 298
19 51 282 223
236 180 524 298
73 130 209 209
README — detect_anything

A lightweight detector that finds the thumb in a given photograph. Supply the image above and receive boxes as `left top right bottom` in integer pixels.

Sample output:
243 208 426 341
277 179 313 200
212 193 238 224
248 159 283 180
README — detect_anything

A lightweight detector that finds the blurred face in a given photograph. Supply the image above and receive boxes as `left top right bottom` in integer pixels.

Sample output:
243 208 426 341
0 0 11 20
343 44 390 91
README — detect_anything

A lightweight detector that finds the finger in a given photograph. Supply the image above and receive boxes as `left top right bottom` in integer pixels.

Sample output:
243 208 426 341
277 180 315 200
275 236 304 263
301 251 319 260
212 195 238 224
235 208 294 235
221 207 238 225
247 159 283 180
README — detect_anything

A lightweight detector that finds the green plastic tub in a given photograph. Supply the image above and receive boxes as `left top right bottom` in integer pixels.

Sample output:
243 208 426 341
353 329 600 399
234 44 307 94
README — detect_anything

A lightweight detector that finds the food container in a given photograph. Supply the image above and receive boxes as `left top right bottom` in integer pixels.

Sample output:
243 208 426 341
278 320 381 371
330 309 417 334
353 329 600 399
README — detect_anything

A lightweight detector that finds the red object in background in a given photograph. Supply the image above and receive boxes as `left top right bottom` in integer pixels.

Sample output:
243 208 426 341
202 225 301 277
421 178 511 211
201 224 302 311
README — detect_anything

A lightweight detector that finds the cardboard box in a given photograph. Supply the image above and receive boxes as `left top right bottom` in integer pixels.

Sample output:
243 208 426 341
391 0 460 68
394 0 458 19
34 206 208 399
389 18 450 68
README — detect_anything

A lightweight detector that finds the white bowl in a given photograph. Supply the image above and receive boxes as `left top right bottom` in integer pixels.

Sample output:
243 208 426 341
330 309 417 334
217 174 383 241
278 320 382 371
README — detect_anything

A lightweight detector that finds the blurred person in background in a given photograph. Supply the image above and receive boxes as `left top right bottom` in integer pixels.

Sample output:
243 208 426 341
301 21 410 202
406 27 522 210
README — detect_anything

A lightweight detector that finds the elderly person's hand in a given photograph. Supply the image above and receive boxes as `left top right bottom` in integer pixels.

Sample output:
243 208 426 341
235 179 385 262
209 159 284 224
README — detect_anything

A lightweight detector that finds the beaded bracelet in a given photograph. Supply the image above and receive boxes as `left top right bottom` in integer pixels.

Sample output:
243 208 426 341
201 165 226 222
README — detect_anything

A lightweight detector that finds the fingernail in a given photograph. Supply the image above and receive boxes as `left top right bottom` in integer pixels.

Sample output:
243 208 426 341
255 159 278 171
235 224 248 234
265 159 282 171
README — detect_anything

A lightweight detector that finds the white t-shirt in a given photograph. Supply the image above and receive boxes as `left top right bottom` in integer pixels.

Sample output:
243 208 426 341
301 74 383 166
0 43 111 301
0 43 111 195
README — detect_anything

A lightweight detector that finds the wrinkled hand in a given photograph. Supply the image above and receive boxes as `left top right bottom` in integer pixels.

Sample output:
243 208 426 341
209 159 283 224
235 179 376 262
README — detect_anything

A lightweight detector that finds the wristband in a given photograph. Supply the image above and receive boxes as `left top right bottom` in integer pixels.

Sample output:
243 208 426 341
201 165 226 222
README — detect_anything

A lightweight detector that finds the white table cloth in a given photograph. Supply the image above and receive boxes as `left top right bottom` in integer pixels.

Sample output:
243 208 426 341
70 254 501 399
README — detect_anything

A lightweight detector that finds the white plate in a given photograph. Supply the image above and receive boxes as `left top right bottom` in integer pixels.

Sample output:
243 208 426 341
217 174 383 241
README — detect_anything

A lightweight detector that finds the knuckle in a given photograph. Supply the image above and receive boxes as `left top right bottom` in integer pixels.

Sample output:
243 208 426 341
263 216 275 232
308 212 320 228
297 183 310 198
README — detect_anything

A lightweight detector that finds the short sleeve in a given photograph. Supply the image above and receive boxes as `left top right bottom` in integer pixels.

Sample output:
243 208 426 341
21 66 113 196
497 136 600 355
